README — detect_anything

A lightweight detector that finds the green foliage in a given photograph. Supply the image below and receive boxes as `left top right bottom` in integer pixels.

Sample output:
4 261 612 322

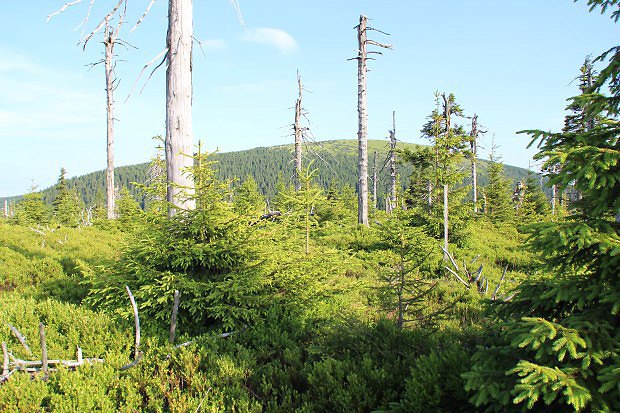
233 175 265 216
375 211 443 328
484 144 515 224
519 174 551 223
52 168 83 227
13 190 50 226
87 150 269 333
464 6 620 410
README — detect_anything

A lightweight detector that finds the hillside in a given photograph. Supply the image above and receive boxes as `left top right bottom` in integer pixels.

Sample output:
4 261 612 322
2 139 536 209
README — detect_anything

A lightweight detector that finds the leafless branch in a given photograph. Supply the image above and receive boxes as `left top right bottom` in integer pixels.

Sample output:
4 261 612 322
367 26 391 36
367 40 393 49
47 0 84 22
39 323 48 378
131 0 157 32
445 266 469 288
492 265 508 300
81 0 125 50
229 0 246 29
125 47 168 102
7 323 31 355
125 286 140 360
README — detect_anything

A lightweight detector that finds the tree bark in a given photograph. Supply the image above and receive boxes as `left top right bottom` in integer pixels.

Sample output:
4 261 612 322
104 20 116 219
470 114 478 213
166 0 195 215
372 150 378 209
356 15 369 226
389 111 397 212
294 71 303 191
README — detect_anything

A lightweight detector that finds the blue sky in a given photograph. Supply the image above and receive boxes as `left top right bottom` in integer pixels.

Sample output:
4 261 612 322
0 1 617 197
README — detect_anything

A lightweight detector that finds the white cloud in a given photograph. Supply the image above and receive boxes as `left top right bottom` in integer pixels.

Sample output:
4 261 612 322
243 28 298 53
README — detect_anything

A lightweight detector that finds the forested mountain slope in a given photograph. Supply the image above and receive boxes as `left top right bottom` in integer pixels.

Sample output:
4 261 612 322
2 139 535 208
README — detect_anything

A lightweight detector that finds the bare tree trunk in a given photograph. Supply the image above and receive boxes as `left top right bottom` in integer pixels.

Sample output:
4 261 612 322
166 0 195 216
442 94 451 260
3 200 7 218
389 111 397 213
443 184 449 259
294 71 303 191
352 15 391 225
356 15 369 226
372 150 378 209
470 114 479 213
104 20 117 219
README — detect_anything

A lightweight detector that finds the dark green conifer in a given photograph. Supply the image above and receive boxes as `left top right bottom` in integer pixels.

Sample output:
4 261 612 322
464 3 620 410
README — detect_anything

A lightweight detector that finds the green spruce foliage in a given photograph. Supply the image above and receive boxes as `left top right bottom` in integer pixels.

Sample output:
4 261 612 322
87 150 269 333
13 188 50 226
52 168 83 227
484 143 515 224
463 4 620 410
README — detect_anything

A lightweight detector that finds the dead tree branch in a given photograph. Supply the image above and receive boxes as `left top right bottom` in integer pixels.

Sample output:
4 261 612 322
7 323 32 355
47 0 84 22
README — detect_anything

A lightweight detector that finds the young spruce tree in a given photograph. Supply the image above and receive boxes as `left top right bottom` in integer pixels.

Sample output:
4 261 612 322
463 2 620 410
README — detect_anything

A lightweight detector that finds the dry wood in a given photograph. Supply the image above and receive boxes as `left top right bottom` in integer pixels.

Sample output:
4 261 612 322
372 150 378 208
47 0 83 22
104 17 119 220
470 114 480 212
10 356 104 369
1 342 8 376
389 111 397 213
355 15 369 226
169 290 181 344
294 71 304 191
120 351 143 371
492 265 508 300
352 16 392 225
166 0 196 215
7 323 31 355
125 286 141 360
39 323 48 378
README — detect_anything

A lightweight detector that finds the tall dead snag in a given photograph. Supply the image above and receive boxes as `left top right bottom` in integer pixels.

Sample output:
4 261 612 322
372 150 378 209
388 111 397 213
469 114 484 213
166 0 195 215
103 16 124 220
293 71 304 191
442 94 451 260
351 15 392 226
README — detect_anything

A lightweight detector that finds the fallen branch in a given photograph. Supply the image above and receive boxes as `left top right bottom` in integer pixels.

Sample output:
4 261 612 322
1 342 8 376
120 351 143 371
7 323 31 355
125 286 141 360
39 323 48 378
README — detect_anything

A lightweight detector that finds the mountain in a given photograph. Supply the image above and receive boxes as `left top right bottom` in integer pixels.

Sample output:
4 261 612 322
1 139 536 210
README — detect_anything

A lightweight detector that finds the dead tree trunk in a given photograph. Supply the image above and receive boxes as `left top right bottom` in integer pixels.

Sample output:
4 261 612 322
103 18 119 220
352 15 391 226
356 16 369 226
372 150 378 209
441 94 451 260
470 114 479 213
389 111 397 213
294 71 303 191
166 0 195 216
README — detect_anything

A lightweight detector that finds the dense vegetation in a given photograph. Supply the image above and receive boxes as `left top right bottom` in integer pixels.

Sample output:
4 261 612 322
0 139 534 212
1 2 618 412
